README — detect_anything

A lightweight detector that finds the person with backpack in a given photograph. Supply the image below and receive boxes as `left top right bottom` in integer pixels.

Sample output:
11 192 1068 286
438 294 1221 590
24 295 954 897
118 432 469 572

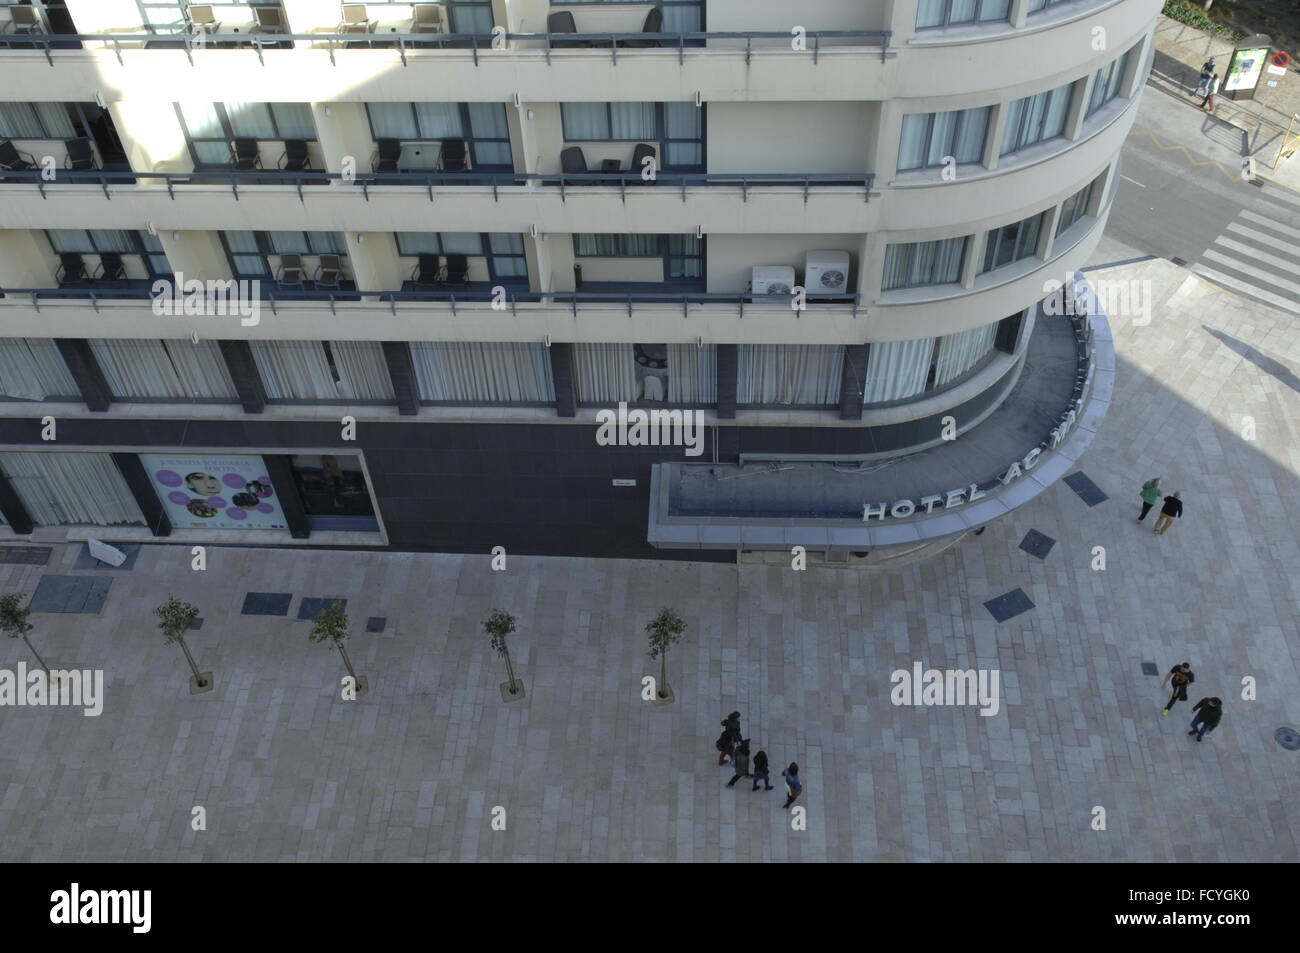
1161 662 1195 715
1194 58 1215 98
1188 697 1223 742
726 739 752 787
1154 491 1183 535
751 750 774 792
716 711 741 765
1138 477 1162 522
781 762 802 810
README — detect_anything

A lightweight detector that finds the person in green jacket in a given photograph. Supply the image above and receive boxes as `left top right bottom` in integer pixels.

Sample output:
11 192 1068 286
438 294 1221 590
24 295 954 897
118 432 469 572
1138 477 1162 522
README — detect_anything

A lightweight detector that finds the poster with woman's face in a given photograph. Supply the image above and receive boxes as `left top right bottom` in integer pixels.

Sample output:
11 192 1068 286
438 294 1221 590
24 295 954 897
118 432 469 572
141 454 287 529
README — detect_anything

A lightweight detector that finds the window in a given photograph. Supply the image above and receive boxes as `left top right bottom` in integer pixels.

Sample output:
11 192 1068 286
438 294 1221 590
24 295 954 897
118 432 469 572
1087 48 1134 117
220 232 346 278
288 454 377 528
881 238 967 290
1027 0 1071 13
0 452 145 527
981 213 1045 273
737 345 844 406
561 102 704 169
445 0 494 32
365 102 513 168
1057 178 1098 234
395 232 528 281
0 102 83 140
89 339 238 401
411 342 556 403
572 234 703 282
1001 84 1073 155
917 0 1011 28
898 107 991 171
558 0 704 31
177 102 316 166
45 230 170 278
138 1 277 34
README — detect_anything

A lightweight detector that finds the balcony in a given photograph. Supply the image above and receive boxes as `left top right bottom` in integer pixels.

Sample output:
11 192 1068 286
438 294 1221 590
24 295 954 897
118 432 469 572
0 29 895 105
0 170 878 235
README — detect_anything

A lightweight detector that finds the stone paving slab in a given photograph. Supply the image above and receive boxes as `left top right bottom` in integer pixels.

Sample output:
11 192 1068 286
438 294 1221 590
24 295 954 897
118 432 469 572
28 575 111 614
0 252 1299 862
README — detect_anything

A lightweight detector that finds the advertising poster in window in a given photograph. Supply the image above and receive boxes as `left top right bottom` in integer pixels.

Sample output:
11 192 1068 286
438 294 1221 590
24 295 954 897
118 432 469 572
140 453 287 530
1224 48 1268 92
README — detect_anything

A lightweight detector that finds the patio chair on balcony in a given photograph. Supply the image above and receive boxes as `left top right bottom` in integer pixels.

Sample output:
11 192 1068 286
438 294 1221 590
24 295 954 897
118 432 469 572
620 8 664 48
412 254 441 287
412 4 443 34
628 143 657 184
56 254 87 284
251 5 287 34
185 5 221 35
547 12 589 48
314 254 344 290
278 139 311 172
372 138 402 173
276 254 306 289
94 253 127 282
440 138 468 172
0 140 38 172
230 139 262 171
561 146 597 186
440 254 470 289
338 3 374 34
64 138 98 171
6 7 44 35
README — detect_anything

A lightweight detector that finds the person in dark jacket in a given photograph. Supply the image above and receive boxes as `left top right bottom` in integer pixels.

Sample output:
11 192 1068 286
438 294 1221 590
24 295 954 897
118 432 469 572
751 750 773 791
726 739 752 787
1188 697 1222 742
1194 58 1215 98
781 763 802 810
1161 662 1195 715
717 711 741 765
1154 491 1183 535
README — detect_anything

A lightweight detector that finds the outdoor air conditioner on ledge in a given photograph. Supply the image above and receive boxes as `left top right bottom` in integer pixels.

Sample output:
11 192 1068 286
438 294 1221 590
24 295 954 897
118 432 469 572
751 265 795 295
805 250 850 295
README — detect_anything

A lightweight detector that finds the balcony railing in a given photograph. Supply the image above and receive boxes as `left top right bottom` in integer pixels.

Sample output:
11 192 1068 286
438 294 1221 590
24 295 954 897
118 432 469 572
0 169 876 204
0 30 891 67
1 286 864 319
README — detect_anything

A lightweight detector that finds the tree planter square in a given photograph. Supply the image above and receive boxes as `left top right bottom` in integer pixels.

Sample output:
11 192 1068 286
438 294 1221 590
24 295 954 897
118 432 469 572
499 680 526 702
652 684 675 706
190 672 215 695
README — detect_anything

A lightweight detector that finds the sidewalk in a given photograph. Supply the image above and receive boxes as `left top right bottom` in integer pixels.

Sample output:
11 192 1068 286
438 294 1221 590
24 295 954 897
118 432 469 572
1 241 1298 861
1151 14 1300 190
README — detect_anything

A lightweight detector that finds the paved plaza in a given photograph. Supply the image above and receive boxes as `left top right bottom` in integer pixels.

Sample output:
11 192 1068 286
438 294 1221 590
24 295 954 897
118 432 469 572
2 238 1299 862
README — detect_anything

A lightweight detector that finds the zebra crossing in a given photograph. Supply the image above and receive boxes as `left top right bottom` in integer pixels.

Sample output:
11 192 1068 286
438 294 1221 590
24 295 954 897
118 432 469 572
1191 187 1300 316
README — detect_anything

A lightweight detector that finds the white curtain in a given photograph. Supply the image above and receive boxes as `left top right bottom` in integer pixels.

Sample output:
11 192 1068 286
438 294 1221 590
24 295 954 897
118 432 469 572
91 339 236 400
251 340 339 400
329 341 395 401
667 344 716 404
574 343 637 403
863 338 935 404
0 452 145 527
0 339 79 401
368 103 418 139
411 342 555 402
934 322 998 388
738 345 843 405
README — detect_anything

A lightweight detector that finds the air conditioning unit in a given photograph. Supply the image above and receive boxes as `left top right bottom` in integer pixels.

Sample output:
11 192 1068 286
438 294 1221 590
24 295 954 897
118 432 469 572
805 251 850 295
751 265 795 295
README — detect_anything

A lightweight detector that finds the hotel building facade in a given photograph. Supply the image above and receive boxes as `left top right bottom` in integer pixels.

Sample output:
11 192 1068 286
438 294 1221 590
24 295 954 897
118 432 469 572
0 0 1153 561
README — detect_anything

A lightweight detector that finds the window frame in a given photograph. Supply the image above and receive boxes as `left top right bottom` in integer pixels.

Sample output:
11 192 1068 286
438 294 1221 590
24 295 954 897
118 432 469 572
219 231 349 279
394 232 529 283
44 229 171 279
571 233 704 284
898 106 991 171
560 102 706 171
1001 83 1074 156
1057 178 1099 235
175 102 318 169
1086 47 1135 118
881 237 969 291
916 0 1012 29
0 102 93 141
981 212 1046 274
364 102 514 171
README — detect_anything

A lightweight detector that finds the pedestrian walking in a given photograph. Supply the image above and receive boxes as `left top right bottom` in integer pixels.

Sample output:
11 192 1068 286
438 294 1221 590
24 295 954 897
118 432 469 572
751 750 774 791
1188 697 1223 742
717 711 741 765
1161 662 1195 715
781 762 802 810
1194 58 1215 98
1201 73 1220 112
1154 491 1183 535
1138 477 1162 522
726 739 752 787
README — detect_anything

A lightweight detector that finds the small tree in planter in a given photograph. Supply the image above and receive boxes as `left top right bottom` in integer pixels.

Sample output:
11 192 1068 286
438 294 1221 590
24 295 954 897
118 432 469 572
484 608 524 702
0 593 48 677
155 596 212 694
309 600 367 697
646 608 687 705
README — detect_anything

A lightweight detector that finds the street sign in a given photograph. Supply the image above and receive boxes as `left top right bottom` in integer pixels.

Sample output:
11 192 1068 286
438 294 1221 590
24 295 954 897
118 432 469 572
1272 51 1291 68
1269 65 1288 75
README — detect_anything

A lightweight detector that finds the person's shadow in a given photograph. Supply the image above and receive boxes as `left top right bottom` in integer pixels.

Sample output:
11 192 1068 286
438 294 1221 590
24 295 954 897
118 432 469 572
1203 326 1300 394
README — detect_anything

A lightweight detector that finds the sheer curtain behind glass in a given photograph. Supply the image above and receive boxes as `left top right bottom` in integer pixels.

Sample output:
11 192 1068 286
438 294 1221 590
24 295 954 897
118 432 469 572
574 344 637 403
667 344 716 403
862 338 934 404
329 341 395 401
90 339 237 400
0 339 79 401
738 345 843 405
251 340 339 400
0 452 145 526
933 322 998 388
411 342 555 402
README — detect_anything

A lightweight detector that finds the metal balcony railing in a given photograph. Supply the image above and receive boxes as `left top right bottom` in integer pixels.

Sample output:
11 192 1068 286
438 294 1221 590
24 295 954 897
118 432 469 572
0 30 891 67
0 287 864 319
0 169 876 204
